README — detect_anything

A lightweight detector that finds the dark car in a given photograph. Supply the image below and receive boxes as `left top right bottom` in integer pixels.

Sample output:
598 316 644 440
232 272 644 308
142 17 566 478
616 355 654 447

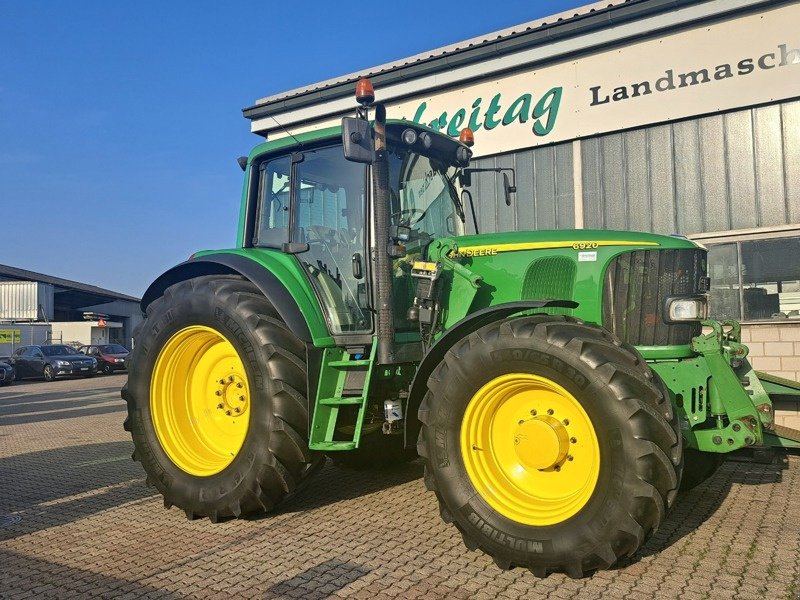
10 345 97 381
78 344 129 375
0 360 14 386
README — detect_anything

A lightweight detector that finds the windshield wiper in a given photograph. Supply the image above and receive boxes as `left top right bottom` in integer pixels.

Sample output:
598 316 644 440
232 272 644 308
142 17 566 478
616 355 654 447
448 173 466 223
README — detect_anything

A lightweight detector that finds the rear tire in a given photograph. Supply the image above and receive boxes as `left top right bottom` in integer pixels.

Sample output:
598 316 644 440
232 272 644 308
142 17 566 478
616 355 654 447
122 275 323 522
102 363 113 375
418 315 682 578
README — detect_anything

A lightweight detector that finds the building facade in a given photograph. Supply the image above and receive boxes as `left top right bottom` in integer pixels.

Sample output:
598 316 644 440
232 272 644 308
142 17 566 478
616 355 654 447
0 264 142 353
243 0 800 421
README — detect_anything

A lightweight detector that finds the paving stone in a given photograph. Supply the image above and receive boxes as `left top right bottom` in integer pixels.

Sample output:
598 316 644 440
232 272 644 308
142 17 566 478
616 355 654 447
1 375 799 599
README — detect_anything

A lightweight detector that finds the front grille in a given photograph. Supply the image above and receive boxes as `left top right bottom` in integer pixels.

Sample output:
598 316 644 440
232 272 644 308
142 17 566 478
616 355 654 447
603 248 706 346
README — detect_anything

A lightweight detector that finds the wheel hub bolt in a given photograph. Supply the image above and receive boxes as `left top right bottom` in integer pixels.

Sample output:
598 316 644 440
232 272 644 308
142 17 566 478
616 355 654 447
712 435 722 445
563 419 570 426
570 437 577 444
530 409 537 416
567 455 574 461
215 390 222 396
554 465 561 472
219 379 226 385
547 409 554 415
228 375 234 382
225 410 232 416
236 382 243 389
234 407 241 414
217 403 224 409
239 395 245 402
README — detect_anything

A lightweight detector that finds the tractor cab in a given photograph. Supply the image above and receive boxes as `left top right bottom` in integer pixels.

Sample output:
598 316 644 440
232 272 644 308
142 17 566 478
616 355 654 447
243 92 473 346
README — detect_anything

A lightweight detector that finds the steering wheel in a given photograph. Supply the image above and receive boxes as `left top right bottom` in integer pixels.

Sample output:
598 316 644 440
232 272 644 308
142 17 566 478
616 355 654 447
391 208 426 227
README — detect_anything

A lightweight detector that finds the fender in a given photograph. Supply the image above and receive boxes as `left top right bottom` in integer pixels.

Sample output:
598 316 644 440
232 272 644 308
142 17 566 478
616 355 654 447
141 253 312 342
403 299 578 449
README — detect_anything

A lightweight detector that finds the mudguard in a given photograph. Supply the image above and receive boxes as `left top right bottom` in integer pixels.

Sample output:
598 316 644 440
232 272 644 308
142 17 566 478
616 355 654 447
141 253 312 342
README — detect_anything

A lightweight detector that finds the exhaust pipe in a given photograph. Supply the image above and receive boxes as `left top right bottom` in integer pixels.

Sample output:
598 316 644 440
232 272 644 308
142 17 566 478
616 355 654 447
371 104 395 365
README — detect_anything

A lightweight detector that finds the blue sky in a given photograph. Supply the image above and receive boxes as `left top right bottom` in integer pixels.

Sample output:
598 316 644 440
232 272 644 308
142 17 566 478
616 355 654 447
0 1 588 297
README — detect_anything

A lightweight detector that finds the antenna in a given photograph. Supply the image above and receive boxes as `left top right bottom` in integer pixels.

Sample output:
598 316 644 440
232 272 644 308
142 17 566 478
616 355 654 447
267 113 303 147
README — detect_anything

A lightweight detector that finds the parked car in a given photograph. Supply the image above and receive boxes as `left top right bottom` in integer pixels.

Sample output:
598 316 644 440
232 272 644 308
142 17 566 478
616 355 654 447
0 360 14 386
78 344 129 374
10 345 97 381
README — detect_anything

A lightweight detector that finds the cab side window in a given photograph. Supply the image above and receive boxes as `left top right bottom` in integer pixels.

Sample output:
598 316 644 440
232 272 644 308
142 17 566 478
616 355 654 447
254 155 292 248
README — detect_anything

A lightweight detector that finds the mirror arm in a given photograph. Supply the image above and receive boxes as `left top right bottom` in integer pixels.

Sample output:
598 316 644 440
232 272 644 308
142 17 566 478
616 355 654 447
462 189 480 234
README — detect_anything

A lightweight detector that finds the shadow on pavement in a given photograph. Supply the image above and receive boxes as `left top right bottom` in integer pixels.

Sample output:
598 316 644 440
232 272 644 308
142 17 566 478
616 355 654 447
621 452 789 568
0 383 122 403
273 459 425 517
0 441 155 541
0 385 125 426
0 403 126 426
0 547 182 599
266 558 372 599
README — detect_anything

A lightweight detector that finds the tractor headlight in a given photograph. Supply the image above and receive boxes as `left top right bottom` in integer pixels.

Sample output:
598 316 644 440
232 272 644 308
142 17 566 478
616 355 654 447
664 296 708 323
401 128 417 146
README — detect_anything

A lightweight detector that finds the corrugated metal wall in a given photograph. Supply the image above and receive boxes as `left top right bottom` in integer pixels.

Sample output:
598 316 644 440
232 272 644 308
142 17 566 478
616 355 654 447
0 282 55 321
467 143 574 234
581 99 800 235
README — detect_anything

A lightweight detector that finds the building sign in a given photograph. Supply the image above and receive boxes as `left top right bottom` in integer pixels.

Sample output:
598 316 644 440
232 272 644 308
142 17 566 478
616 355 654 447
272 2 800 157
0 329 21 344
395 2 799 156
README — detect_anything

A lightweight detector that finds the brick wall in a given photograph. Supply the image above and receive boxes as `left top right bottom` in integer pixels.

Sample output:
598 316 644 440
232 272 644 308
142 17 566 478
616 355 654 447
741 324 800 429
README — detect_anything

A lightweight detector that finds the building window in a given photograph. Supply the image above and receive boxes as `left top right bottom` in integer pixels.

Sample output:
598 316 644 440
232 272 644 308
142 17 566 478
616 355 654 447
706 236 800 322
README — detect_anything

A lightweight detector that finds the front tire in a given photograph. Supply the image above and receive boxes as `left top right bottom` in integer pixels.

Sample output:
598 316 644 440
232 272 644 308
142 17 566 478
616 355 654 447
102 363 113 375
418 316 682 578
122 275 323 522
43 365 55 382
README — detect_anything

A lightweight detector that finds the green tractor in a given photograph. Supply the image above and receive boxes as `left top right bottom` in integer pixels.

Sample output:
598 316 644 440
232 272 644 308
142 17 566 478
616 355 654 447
123 79 800 578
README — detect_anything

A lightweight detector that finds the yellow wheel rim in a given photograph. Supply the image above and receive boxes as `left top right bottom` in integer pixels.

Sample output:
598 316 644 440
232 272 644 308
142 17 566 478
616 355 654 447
460 373 600 526
151 325 250 476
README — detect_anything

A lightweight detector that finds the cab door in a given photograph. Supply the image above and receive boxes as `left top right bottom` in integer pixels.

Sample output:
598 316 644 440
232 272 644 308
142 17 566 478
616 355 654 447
251 143 371 337
291 144 371 335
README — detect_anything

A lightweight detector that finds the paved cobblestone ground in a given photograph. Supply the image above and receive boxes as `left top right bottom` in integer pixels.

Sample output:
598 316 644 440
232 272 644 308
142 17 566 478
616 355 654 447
1 375 800 599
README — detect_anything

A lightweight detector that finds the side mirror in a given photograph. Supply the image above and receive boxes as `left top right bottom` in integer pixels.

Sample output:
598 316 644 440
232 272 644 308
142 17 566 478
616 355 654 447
342 117 374 164
502 172 517 207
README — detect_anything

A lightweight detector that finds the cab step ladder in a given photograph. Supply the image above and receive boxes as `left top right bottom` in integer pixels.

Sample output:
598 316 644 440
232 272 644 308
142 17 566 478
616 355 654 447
309 342 377 451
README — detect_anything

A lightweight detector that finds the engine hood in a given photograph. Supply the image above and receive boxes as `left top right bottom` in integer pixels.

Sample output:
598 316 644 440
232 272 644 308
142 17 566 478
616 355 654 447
426 229 705 334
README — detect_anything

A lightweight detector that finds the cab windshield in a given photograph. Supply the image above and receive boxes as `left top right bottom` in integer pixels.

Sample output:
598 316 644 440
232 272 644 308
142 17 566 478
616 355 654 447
387 147 464 246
